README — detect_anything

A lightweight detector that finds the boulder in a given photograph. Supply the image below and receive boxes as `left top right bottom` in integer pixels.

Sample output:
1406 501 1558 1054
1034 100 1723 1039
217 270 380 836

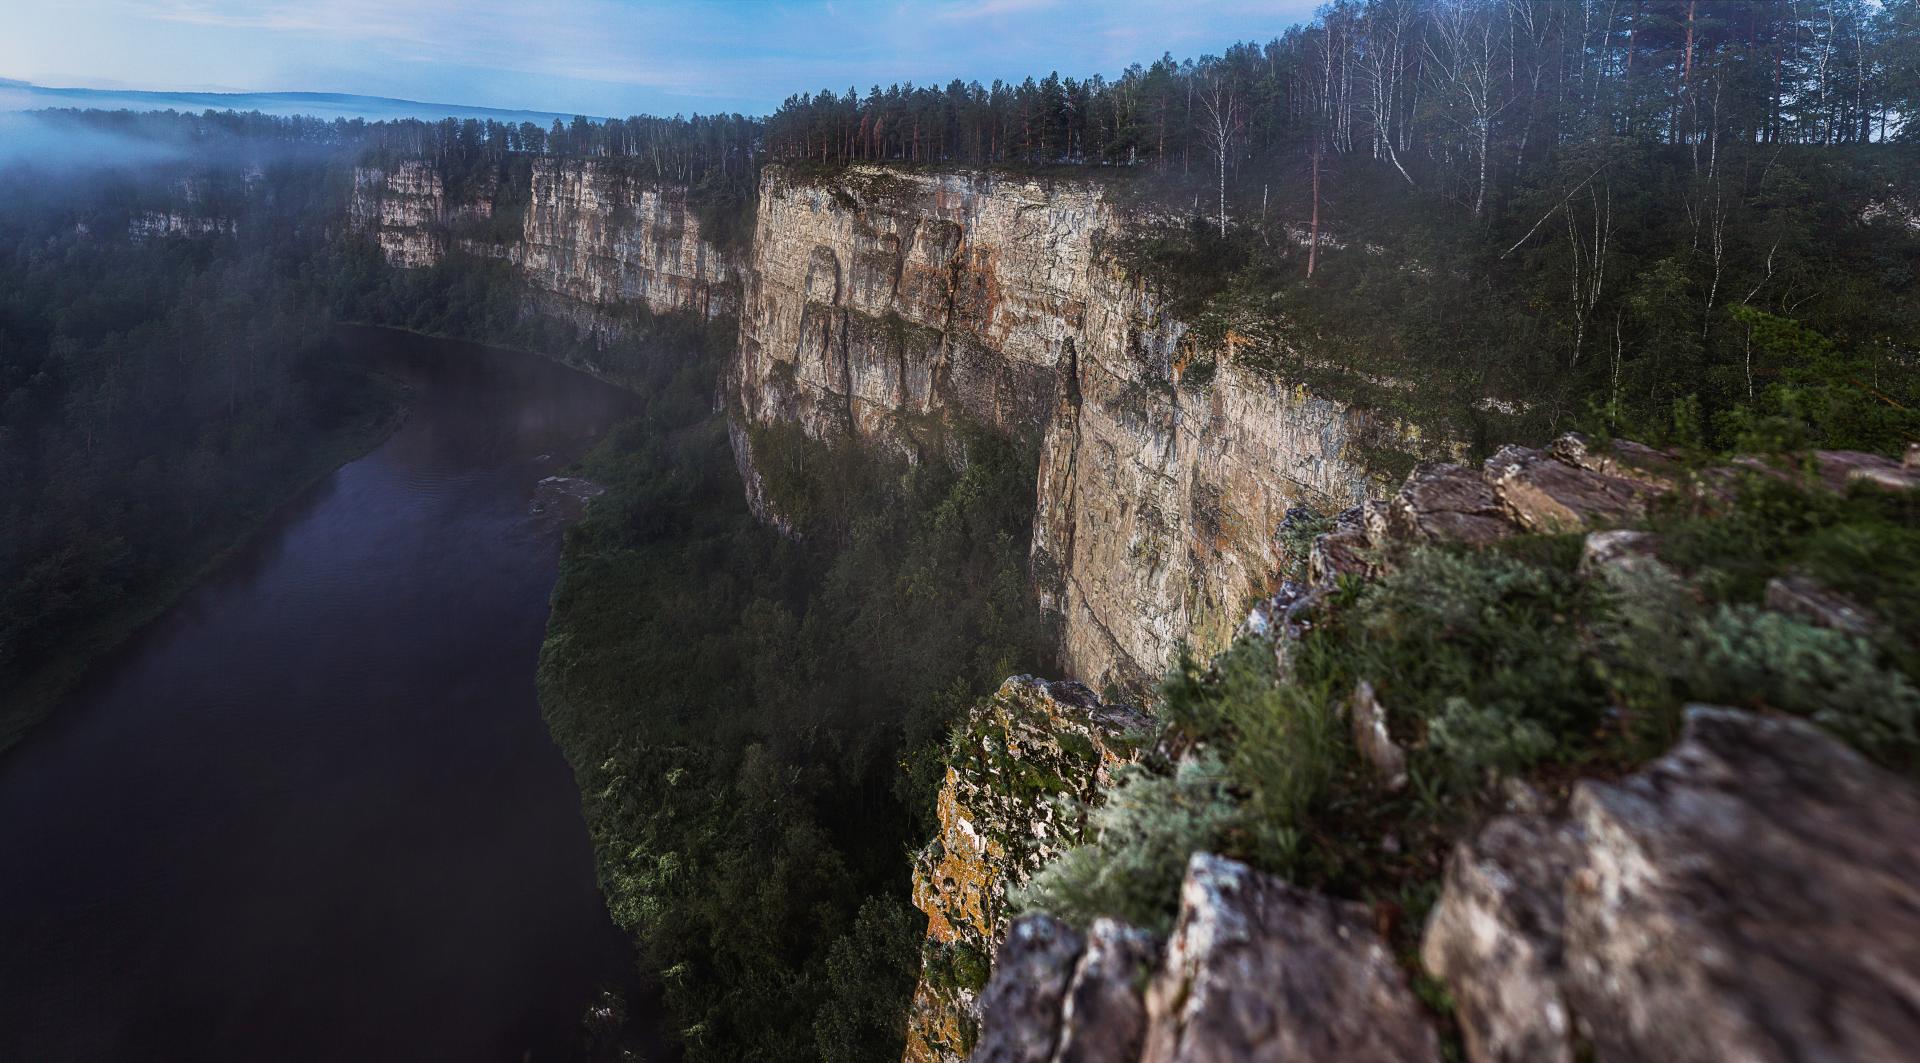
1307 524 1372 583
1142 853 1440 1063
1388 462 1518 546
1549 433 1682 491
1816 449 1918 492
1052 919 1159 1063
1483 445 1658 533
969 915 1161 1063
973 917 1088 1063
1303 505 1373 583
1423 706 1920 1063
1729 450 1919 495
1565 707 1920 1062
1578 529 1666 580
1421 815 1583 1063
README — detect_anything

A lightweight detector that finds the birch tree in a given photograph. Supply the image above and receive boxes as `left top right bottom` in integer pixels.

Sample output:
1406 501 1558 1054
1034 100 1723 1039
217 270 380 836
1199 72 1240 237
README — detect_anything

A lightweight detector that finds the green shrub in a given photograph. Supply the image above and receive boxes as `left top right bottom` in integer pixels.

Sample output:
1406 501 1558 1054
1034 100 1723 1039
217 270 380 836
1013 755 1240 933
1686 606 1918 766
1426 696 1557 789
1344 546 1603 781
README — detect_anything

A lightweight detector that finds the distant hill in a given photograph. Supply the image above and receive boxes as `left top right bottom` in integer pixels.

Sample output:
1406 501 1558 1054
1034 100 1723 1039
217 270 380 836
0 79 598 125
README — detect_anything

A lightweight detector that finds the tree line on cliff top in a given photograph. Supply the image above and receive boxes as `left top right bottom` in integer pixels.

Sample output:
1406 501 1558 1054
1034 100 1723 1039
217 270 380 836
328 0 1920 454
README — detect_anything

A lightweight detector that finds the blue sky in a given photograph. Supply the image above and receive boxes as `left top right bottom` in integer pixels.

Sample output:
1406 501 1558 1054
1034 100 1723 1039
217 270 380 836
2 1 1320 118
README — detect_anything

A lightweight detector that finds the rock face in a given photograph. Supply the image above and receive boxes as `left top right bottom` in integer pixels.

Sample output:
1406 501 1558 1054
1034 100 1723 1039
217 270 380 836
906 677 1149 1063
1142 853 1440 1063
349 162 447 267
1423 706 1920 1063
128 210 236 241
728 165 1379 691
347 157 739 328
969 854 1440 1063
512 158 736 320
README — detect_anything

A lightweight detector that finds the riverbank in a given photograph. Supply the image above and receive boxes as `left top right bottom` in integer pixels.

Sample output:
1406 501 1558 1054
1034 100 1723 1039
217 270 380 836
0 330 641 1060
0 366 409 756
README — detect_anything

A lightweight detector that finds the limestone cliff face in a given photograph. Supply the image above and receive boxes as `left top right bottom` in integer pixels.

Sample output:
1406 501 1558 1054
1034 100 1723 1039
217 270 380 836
513 158 736 320
349 161 446 268
729 165 1376 691
730 168 1102 445
347 157 738 325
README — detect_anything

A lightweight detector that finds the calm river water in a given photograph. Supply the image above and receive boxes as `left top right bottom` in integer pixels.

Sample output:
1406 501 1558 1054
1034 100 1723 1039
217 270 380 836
0 329 640 1061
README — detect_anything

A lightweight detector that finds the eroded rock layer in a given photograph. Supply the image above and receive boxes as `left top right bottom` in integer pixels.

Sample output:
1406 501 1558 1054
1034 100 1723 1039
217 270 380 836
346 158 739 325
728 165 1378 690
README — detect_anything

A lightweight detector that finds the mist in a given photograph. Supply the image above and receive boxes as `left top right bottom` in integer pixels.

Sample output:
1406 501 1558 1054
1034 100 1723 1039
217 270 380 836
0 110 190 172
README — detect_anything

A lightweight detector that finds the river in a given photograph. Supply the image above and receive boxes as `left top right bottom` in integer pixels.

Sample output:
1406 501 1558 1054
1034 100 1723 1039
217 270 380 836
0 329 642 1061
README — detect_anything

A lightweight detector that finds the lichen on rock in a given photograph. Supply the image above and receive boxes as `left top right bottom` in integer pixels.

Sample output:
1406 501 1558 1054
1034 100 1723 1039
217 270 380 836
904 676 1149 1062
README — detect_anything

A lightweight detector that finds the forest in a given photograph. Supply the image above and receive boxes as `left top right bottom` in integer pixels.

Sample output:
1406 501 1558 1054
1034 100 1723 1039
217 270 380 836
767 0 1914 167
0 1 1914 1058
0 125 399 746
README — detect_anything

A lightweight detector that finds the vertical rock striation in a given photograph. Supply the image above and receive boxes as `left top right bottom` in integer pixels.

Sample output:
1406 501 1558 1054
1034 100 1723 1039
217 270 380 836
512 158 736 320
346 157 739 329
728 165 1378 691
349 161 447 268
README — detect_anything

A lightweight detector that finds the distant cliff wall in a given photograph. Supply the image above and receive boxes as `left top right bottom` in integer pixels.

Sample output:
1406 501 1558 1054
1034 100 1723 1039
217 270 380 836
347 157 739 328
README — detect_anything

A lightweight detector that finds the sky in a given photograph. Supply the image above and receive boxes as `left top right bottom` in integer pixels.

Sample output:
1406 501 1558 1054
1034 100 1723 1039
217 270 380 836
1 0 1320 119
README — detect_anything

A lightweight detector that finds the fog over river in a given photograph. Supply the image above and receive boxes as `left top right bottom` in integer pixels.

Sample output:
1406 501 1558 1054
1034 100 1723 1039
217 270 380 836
0 329 642 1061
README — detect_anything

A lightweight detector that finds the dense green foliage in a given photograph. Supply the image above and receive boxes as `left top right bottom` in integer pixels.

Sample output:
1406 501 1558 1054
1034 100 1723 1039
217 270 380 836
536 344 1050 1060
1021 474 1920 946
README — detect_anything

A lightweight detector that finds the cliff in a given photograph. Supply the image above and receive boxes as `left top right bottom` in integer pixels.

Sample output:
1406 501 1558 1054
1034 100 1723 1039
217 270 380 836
347 157 739 328
349 161 446 267
728 165 1378 691
512 158 737 321
905 677 1149 1062
950 439 1920 1063
351 158 1376 686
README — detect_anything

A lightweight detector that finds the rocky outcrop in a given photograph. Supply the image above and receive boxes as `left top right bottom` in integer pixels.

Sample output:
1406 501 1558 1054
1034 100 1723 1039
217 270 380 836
967 677 1920 1063
906 677 1149 1063
961 436 1920 1063
970 854 1440 1063
1423 705 1920 1063
347 157 738 328
728 165 1380 691
1143 853 1440 1062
